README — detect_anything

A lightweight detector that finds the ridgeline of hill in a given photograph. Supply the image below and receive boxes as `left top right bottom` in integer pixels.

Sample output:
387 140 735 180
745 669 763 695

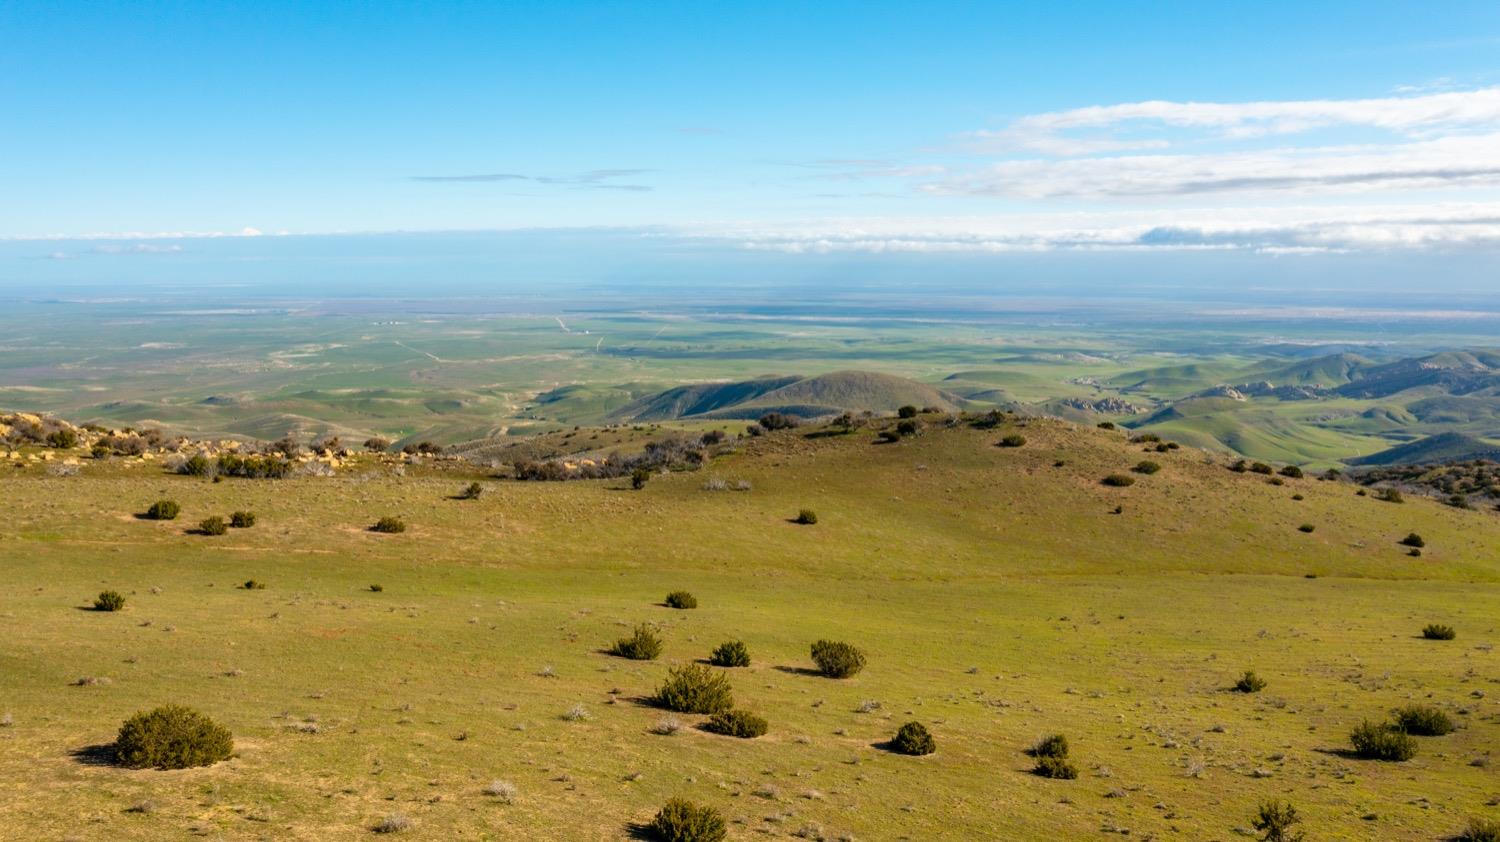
607 370 964 422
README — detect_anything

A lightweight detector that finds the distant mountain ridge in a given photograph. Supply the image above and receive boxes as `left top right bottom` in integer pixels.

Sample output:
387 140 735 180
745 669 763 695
1346 432 1500 467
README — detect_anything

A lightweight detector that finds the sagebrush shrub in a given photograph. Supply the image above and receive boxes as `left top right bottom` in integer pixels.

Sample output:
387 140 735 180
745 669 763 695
890 721 936 755
810 640 865 678
144 500 180 520
1391 704 1454 736
114 704 233 769
648 798 727 842
1234 670 1267 693
1250 462 1274 475
1459 817 1500 842
459 481 482 500
371 516 406 534
1279 465 1304 479
653 663 733 714
198 516 227 536
1423 623 1456 640
229 510 256 528
242 579 266 590
1028 734 1068 759
1349 720 1416 761
999 434 1026 448
1400 532 1425 548
94 590 126 612
1033 756 1078 779
794 508 818 525
897 405 918 419
1133 460 1160 474
609 624 663 660
895 420 919 436
1252 800 1305 842
1377 487 1404 503
705 709 768 738
709 640 750 667
664 590 698 609
1101 474 1135 487
1297 523 1315 533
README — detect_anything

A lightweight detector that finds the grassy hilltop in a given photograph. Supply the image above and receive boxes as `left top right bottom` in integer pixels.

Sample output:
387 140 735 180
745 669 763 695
1 415 1498 839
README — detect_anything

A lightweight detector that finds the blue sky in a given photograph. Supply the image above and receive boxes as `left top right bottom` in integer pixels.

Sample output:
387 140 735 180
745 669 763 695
3 1 1500 280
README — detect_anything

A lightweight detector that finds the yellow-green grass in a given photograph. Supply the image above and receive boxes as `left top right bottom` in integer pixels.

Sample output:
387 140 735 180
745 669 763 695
1 419 1497 839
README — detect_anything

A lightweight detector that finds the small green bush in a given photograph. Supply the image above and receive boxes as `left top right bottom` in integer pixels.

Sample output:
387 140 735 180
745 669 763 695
709 640 750 667
895 419 919 437
93 590 126 612
810 639 865 678
1297 523 1315 533
1101 473 1135 487
371 516 406 534
1391 704 1454 736
1400 532 1425 548
1458 816 1500 842
144 500 180 520
1423 623 1456 640
1234 670 1267 693
242 579 266 590
877 429 902 443
1377 487 1404 503
648 798 727 842
998 434 1026 448
794 508 818 525
653 663 733 714
1033 756 1078 779
1097 421 1116 430
609 624 663 660
631 467 651 490
897 405 918 419
114 704 233 769
459 481 482 500
1250 462 1274 475
664 590 697 609
1133 460 1160 474
198 516 227 536
46 428 79 449
1349 720 1416 761
229 511 256 528
1252 799 1305 842
1028 733 1069 758
704 709 767 738
1279 465 1304 479
369 584 384 592
890 721 936 755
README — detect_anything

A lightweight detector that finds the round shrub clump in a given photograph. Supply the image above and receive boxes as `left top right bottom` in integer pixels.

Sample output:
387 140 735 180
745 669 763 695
664 590 698 610
794 508 818 525
94 590 126 612
114 704 233 769
370 516 407 534
1392 704 1454 736
998 434 1026 448
609 624 663 660
198 516 227 536
653 663 733 714
1298 523 1316 533
704 709 768 739
810 639 865 678
229 511 256 528
1349 719 1416 761
648 798 727 842
890 721 936 755
709 640 750 668
1233 670 1267 693
1458 817 1500 842
1133 460 1161 474
1101 474 1136 487
144 500 180 520
1423 623 1456 640
1028 733 1068 759
1400 532 1425 548
1034 756 1078 779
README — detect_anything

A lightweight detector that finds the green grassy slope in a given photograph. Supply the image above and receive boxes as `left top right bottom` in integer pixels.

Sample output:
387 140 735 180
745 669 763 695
1 419 1498 839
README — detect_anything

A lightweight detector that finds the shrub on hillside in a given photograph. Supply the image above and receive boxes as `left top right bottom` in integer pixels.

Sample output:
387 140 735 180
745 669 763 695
94 590 126 612
609 624 663 660
653 663 733 714
1231 459 1249 473
1422 623 1456 640
370 516 406 534
758 412 798 431
890 721 936 755
877 429 902 443
897 405 918 419
229 511 256 528
648 798 727 842
1279 465 1304 479
1298 523 1316 533
1252 800 1305 842
1377 487 1404 503
1250 462 1274 475
45 428 79 449
1097 421 1116 430
1101 474 1135 487
999 434 1026 448
458 481 482 500
664 590 697 609
1130 433 1161 444
631 467 652 490
364 437 390 452
709 640 750 667
114 704 233 769
1391 704 1454 736
1033 756 1078 779
1234 670 1267 693
242 579 266 590
810 640 865 678
1133 460 1160 474
1400 532 1425 548
1458 817 1500 842
1027 734 1069 759
198 516 227 536
704 709 768 738
794 508 818 525
1349 720 1416 761
144 500 180 520
895 419 919 437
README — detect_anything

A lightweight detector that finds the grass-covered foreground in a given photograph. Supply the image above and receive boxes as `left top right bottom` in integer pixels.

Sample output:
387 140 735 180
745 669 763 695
2 418 1498 839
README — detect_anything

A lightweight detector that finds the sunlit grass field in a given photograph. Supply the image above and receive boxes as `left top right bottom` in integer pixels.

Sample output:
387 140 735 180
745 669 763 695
2 418 1497 839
